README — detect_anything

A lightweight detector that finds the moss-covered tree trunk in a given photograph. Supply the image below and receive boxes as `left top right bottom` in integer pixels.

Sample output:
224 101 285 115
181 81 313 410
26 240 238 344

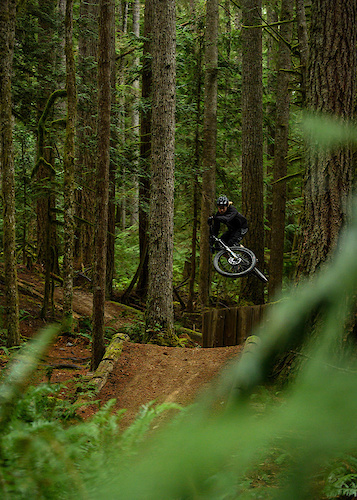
75 0 98 269
62 0 77 323
187 14 203 312
36 90 66 319
240 0 265 305
297 0 357 277
295 0 309 107
145 0 176 344
129 0 141 226
268 0 294 298
91 0 112 370
36 0 58 268
105 0 116 299
0 0 20 347
198 0 219 308
136 0 153 299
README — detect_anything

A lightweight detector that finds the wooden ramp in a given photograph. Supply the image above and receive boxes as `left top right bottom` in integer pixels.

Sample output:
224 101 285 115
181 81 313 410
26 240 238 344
202 304 269 347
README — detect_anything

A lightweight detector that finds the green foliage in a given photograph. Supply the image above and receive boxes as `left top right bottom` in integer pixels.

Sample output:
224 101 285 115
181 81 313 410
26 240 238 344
122 320 145 343
113 225 140 290
302 112 357 148
0 326 184 499
323 456 357 498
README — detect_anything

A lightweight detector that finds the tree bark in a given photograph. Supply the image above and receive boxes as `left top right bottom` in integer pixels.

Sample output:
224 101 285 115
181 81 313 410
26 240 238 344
0 0 20 347
295 0 309 107
92 0 112 370
136 0 153 299
198 0 219 308
75 0 98 268
62 0 77 323
268 0 294 298
187 5 203 312
264 3 278 253
36 90 66 319
297 0 357 277
36 0 58 267
130 0 141 226
145 0 176 343
106 0 116 298
240 0 265 304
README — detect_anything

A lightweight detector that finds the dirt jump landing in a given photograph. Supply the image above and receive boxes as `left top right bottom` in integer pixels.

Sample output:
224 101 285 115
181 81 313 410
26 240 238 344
85 341 242 428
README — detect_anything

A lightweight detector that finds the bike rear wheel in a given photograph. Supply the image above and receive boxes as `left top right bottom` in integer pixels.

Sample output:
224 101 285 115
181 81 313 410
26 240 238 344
213 246 256 278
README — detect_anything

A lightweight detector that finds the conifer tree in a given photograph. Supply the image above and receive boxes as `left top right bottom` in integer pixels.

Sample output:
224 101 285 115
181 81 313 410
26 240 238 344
297 0 357 276
92 0 112 370
0 0 20 347
198 0 219 308
240 0 265 304
145 0 177 343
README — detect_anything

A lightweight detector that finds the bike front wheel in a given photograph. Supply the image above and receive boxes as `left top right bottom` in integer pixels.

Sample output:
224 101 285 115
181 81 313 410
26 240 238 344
213 246 256 278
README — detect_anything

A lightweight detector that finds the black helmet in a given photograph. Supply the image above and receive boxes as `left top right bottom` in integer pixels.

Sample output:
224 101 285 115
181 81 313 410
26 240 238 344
216 195 229 206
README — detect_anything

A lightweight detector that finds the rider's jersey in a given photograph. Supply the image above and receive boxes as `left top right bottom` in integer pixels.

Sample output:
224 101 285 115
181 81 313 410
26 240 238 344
212 205 248 235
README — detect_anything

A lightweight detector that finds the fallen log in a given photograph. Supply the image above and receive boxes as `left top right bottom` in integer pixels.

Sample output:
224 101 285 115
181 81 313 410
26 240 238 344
90 333 130 392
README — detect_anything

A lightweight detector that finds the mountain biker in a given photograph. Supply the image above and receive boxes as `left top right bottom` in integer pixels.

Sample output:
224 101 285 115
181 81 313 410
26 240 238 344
208 195 248 251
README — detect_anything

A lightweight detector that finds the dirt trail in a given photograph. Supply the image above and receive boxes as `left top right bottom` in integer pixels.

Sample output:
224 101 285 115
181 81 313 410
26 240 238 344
94 341 242 427
14 266 243 426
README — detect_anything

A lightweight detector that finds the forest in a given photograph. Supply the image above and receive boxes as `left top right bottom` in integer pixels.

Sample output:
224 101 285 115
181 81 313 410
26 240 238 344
1 0 357 498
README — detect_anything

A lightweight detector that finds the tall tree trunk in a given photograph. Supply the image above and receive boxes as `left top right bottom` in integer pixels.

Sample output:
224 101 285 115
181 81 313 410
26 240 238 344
136 0 153 299
268 0 294 298
0 0 20 347
130 0 140 226
91 0 112 370
264 3 278 253
36 89 66 319
62 0 77 323
187 178 199 311
187 21 203 313
75 0 98 268
240 0 265 304
106 0 116 298
36 0 59 319
145 0 176 343
295 0 309 107
36 0 57 266
297 0 357 278
117 2 128 231
198 0 219 308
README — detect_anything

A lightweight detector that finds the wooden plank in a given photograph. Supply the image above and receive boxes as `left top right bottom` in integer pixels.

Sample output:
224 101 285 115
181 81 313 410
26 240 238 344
214 309 226 347
203 304 272 348
237 306 254 344
209 309 219 348
224 307 238 346
202 311 211 348
251 305 263 331
202 309 217 348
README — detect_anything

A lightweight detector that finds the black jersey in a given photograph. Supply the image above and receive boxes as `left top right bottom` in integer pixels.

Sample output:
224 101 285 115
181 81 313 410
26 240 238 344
212 205 248 235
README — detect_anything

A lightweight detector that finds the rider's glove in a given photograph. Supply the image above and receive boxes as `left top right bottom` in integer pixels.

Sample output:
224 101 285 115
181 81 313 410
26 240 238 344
207 216 214 226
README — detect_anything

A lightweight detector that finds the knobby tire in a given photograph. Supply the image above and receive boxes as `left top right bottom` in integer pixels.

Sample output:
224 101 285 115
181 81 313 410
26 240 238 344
213 246 256 278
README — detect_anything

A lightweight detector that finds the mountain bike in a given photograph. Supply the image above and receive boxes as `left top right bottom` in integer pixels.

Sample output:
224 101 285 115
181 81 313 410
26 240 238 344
210 233 268 283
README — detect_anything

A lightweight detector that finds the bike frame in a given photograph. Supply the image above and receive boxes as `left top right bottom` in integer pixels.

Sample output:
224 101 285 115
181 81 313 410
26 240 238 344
210 234 242 259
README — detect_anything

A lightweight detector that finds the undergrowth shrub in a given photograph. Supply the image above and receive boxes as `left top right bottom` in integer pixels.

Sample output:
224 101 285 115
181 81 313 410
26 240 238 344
0 340 182 499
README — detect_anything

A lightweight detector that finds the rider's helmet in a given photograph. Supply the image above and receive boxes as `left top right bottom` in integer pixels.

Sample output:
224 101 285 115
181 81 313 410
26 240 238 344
216 195 229 207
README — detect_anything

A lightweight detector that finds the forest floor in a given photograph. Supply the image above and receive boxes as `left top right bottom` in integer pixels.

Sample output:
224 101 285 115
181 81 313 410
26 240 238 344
0 265 242 428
